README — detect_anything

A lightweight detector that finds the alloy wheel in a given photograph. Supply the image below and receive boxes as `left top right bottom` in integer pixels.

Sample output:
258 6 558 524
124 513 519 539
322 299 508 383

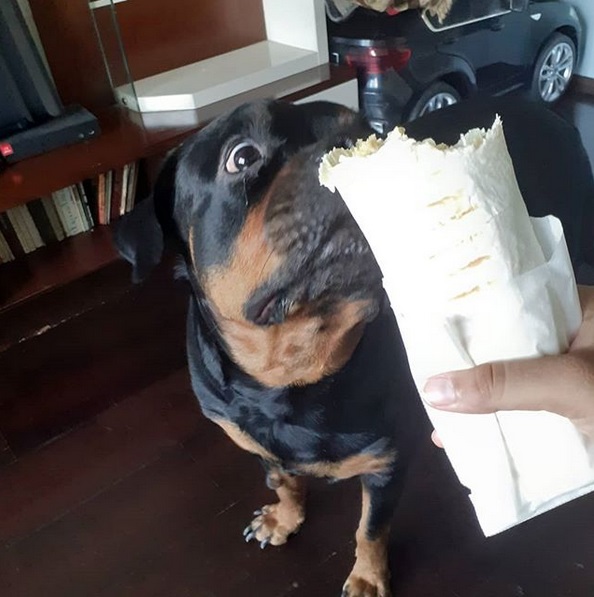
538 42 575 102
419 92 458 116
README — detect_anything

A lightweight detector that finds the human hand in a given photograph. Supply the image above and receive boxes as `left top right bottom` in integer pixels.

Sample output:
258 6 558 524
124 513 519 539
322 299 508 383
424 285 594 444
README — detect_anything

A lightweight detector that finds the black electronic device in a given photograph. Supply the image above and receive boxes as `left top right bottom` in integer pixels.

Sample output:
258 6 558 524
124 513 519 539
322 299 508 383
0 0 101 165
0 0 63 137
0 105 100 164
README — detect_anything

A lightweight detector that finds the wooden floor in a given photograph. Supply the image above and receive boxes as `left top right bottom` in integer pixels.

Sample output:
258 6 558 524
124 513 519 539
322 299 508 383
2 96 594 597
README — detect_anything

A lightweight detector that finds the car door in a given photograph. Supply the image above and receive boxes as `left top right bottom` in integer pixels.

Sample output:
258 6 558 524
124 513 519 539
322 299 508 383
425 0 532 93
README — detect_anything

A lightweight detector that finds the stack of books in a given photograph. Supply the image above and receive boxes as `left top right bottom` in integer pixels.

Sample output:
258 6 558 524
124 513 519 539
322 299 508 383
0 162 139 264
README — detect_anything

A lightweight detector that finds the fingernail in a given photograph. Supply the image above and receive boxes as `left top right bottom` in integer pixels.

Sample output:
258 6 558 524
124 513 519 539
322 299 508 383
423 376 457 407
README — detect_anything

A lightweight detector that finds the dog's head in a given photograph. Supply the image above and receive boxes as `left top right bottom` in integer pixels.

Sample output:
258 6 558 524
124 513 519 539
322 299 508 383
114 100 384 386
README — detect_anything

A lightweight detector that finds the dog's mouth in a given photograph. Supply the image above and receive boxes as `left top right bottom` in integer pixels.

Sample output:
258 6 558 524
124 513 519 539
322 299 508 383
244 229 383 327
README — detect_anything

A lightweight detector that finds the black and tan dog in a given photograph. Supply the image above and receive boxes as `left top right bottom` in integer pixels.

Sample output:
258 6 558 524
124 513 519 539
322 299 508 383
115 99 424 596
114 97 594 596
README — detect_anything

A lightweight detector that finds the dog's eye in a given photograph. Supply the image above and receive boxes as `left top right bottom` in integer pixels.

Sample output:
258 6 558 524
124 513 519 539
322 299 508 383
225 142 262 174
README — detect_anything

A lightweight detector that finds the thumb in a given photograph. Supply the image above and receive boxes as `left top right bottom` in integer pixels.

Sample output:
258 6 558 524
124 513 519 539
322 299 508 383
423 352 594 421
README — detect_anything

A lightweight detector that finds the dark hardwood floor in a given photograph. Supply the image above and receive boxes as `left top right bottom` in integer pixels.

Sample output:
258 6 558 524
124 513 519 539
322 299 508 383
2 94 594 597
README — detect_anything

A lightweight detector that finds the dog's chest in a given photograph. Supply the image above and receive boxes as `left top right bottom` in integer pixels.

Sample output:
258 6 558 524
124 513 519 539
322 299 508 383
186 297 419 473
212 410 395 480
196 371 401 478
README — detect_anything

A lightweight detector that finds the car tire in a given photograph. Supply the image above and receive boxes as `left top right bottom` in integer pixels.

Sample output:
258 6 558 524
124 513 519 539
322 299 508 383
530 33 576 104
407 82 461 121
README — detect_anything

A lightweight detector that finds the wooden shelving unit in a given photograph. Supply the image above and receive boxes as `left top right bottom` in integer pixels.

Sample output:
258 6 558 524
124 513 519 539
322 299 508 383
1 106 191 212
0 65 357 316
0 227 116 309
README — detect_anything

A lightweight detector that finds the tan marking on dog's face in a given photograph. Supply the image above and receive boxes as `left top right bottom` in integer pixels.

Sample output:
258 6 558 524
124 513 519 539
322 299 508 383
213 418 277 461
200 193 284 322
297 451 395 480
215 299 371 387
343 484 391 597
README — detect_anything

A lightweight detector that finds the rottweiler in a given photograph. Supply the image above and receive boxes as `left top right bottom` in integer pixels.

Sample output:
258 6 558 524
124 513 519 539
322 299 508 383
114 96 594 597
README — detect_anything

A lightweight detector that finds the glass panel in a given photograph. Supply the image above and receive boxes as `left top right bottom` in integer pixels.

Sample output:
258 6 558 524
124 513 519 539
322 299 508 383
88 0 138 110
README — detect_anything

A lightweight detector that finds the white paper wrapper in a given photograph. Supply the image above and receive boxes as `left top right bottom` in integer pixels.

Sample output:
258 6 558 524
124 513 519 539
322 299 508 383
320 118 594 536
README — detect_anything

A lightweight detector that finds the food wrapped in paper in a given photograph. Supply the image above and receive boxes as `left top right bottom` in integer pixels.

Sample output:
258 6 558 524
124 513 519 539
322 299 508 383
319 118 594 536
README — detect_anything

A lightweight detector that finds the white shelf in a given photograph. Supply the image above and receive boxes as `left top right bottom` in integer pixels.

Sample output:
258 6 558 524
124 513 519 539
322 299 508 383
115 0 329 114
132 68 359 130
117 41 322 112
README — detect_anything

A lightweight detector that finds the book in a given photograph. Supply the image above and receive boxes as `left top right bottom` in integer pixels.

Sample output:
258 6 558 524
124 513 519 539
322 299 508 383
6 207 34 253
41 196 66 241
0 229 15 263
110 167 125 222
76 182 95 229
126 161 138 213
0 212 25 257
28 199 58 245
105 170 113 224
52 188 86 237
81 178 98 224
17 205 44 249
97 172 107 225
70 185 90 232
120 164 131 217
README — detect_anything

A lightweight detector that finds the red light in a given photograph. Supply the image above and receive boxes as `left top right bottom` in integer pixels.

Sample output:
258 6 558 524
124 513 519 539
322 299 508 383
345 46 412 75
0 142 14 157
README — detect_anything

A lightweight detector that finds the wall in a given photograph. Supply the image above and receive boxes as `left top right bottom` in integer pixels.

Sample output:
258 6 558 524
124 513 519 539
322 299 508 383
21 0 268 112
562 0 594 78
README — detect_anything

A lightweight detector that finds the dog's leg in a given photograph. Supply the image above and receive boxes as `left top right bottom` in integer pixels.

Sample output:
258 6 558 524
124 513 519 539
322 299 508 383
244 466 307 548
342 473 403 597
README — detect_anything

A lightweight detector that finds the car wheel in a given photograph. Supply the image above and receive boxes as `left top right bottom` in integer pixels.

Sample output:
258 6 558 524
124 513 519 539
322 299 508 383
531 33 576 104
408 82 461 121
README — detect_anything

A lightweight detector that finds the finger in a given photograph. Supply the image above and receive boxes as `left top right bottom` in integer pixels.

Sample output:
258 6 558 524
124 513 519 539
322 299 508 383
431 430 443 448
423 352 594 421
572 285 594 350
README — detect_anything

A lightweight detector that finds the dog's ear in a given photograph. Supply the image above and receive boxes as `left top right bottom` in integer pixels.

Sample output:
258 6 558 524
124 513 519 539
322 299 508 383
112 151 178 283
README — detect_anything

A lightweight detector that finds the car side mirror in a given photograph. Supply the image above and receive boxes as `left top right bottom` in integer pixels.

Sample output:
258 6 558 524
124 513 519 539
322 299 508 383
510 0 527 11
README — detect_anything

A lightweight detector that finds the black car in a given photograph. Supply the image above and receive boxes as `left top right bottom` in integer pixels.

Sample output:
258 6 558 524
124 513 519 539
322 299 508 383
327 0 582 132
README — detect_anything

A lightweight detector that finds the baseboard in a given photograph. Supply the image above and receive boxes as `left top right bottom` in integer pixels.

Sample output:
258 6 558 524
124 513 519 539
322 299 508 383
572 75 594 96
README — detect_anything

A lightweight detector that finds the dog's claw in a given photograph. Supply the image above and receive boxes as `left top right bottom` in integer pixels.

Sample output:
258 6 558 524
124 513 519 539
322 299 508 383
253 509 263 516
245 531 256 543
260 538 270 550
243 525 252 537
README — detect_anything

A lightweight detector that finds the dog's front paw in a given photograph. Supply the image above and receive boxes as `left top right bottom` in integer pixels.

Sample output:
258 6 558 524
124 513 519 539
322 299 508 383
341 570 391 597
243 503 305 548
